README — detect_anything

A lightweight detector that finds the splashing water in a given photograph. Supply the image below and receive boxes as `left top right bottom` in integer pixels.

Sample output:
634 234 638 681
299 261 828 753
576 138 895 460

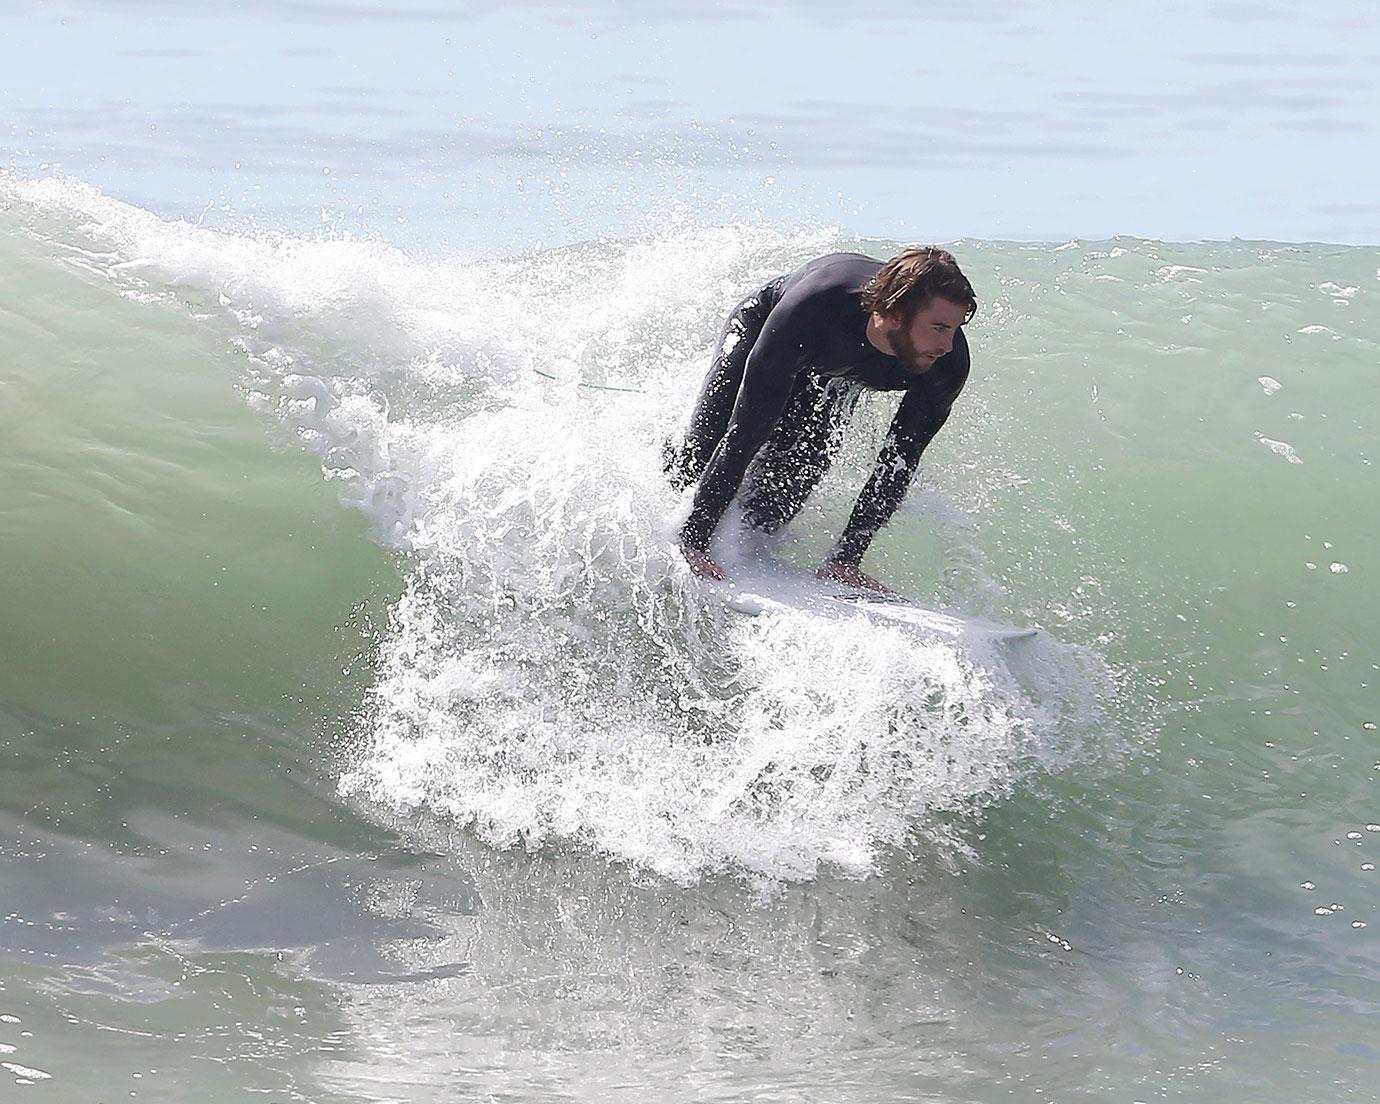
5 174 1107 883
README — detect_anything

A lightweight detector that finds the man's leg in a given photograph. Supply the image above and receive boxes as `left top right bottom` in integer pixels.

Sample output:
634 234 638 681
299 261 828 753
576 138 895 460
663 291 773 490
740 377 858 534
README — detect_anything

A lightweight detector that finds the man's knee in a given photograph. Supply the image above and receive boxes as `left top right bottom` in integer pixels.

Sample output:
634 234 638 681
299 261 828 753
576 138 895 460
661 436 693 490
741 454 827 533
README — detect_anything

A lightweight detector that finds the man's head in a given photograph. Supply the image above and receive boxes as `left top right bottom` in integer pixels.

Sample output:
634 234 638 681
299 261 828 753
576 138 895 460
862 247 976 372
861 246 977 325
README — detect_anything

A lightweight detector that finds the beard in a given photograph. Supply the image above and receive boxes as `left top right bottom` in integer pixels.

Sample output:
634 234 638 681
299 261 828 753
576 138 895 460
888 323 934 374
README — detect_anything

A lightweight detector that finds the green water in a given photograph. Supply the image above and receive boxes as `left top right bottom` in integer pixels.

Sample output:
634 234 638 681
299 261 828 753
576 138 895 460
1 182 1377 1101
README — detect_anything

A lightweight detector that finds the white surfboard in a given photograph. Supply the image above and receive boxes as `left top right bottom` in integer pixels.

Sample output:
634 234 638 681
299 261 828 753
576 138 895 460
707 557 1039 643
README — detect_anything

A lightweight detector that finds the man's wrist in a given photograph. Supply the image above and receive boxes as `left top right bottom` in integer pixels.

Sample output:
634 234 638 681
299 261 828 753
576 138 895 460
679 525 707 553
827 536 866 566
679 530 708 554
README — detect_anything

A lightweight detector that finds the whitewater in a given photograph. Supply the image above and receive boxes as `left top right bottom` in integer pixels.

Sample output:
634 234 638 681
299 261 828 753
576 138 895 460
2 175 1377 1101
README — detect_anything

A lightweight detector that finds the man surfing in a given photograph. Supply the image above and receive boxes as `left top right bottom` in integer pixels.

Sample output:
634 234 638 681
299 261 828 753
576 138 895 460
664 246 976 591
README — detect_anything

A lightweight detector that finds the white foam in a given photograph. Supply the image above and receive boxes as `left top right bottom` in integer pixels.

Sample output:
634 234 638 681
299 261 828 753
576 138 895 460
1155 265 1207 282
5 173 1101 883
1256 434 1303 464
1 1062 52 1081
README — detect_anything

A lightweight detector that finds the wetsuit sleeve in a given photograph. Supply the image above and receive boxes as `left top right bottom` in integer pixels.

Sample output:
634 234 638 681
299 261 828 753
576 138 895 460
830 330 970 566
679 290 827 552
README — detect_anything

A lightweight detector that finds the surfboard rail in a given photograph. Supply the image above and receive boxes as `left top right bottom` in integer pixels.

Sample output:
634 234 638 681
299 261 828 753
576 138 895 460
704 557 1039 643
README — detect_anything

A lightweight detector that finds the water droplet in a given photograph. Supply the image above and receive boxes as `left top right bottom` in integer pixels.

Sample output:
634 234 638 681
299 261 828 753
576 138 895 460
1315 906 1333 915
1330 562 1349 574
1367 824 1380 832
1348 831 1364 840
1301 881 1316 890
1352 921 1367 929
1362 863 1375 872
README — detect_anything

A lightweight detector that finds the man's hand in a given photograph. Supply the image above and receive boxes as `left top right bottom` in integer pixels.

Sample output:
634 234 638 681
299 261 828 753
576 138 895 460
817 559 890 593
681 544 726 581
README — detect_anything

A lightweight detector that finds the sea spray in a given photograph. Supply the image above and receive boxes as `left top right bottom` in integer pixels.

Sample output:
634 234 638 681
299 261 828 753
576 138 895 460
4 175 1111 882
336 407 1081 881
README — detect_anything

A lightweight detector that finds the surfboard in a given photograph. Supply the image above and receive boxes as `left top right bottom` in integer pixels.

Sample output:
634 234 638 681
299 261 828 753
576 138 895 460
706 557 1039 643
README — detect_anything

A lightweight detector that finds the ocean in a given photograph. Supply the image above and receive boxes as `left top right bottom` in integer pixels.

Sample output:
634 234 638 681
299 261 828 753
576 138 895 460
1 172 1377 1101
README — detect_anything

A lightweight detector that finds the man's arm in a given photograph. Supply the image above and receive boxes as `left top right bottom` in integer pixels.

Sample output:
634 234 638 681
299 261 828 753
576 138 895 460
825 331 970 569
826 410 935 567
680 292 820 553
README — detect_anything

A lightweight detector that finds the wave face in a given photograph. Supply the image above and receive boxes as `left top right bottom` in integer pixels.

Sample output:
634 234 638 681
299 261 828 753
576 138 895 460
4 174 1379 1102
1 175 1116 884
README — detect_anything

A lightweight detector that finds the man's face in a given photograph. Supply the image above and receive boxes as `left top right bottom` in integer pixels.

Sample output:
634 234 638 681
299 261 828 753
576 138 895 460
882 297 969 373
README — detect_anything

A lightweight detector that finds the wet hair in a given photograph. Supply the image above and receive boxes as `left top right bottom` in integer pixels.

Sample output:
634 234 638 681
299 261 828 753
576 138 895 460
860 246 977 323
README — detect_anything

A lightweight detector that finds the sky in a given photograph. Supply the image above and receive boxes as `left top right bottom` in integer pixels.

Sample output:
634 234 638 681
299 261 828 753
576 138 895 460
3 0 1379 253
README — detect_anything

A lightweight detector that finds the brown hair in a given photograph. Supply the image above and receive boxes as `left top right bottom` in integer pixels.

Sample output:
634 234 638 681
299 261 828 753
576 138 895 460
860 246 977 323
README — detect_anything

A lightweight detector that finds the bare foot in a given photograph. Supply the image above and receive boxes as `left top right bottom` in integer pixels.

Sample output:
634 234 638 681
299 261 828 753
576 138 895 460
681 544 726 581
816 559 890 593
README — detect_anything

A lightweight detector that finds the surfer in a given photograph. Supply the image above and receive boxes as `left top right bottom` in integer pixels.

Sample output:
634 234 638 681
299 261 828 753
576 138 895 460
664 247 976 591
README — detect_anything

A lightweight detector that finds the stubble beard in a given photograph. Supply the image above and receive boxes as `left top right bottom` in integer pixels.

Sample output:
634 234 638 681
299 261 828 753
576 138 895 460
889 324 933 374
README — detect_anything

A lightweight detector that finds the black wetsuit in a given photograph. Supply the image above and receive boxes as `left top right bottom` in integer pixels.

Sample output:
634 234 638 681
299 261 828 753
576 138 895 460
666 252 970 565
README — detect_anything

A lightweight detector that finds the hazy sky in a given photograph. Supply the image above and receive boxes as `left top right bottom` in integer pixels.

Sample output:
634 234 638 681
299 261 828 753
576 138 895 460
3 0 1378 251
